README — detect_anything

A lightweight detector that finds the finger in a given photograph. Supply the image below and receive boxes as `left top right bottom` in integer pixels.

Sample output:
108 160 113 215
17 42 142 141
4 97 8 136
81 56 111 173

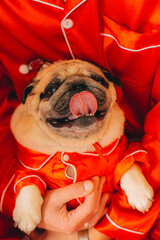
50 180 94 206
39 180 95 232
39 177 106 233
80 192 109 230
64 177 106 231
83 176 106 213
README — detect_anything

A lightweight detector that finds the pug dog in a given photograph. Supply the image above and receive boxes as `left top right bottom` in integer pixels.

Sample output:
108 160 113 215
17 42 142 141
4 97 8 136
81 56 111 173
10 59 154 237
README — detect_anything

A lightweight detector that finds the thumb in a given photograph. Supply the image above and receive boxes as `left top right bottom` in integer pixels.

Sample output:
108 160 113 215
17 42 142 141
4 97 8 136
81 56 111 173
54 180 94 205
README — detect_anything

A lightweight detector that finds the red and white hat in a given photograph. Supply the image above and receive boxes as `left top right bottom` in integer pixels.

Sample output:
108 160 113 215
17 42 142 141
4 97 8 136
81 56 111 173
19 58 51 75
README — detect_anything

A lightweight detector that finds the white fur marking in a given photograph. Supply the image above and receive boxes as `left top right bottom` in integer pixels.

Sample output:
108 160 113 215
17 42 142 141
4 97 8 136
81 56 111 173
13 185 43 234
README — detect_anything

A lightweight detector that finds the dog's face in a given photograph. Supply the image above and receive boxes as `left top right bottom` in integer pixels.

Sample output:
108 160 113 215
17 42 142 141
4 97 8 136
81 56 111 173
23 60 119 144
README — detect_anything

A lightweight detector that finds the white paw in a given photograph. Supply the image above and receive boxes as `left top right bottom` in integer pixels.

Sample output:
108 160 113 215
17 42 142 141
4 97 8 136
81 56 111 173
126 182 154 213
13 185 43 234
13 208 41 234
120 164 154 213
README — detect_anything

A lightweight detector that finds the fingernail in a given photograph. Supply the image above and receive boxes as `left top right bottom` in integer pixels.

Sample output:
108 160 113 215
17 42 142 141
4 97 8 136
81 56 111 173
84 181 93 192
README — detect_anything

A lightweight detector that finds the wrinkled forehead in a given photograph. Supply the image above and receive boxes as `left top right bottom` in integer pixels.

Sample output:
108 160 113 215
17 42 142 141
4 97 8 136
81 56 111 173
35 60 104 86
30 61 112 98
50 60 97 77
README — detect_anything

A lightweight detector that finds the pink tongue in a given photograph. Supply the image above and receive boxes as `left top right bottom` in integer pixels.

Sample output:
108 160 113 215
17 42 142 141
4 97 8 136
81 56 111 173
70 91 98 117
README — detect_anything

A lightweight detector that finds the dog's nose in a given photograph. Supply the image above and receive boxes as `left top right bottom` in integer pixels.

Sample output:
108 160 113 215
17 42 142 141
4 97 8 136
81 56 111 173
70 91 98 117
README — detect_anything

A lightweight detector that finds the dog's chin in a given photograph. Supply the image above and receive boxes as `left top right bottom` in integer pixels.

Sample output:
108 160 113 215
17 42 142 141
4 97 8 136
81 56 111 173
46 109 106 128
45 111 106 139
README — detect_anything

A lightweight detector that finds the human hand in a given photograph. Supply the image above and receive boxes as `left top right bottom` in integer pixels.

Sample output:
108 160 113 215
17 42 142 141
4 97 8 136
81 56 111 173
38 176 108 233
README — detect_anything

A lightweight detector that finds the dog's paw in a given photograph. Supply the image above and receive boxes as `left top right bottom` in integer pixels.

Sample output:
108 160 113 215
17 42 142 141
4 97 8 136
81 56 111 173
120 164 154 213
13 185 43 234
13 208 41 234
126 182 154 213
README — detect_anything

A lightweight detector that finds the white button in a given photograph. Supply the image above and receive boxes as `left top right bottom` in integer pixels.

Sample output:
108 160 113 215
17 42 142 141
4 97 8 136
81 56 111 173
62 19 73 29
63 154 69 161
19 64 29 74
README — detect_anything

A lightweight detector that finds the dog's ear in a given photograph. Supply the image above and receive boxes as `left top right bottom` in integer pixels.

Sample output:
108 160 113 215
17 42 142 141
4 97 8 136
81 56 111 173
97 66 122 88
22 78 37 104
101 68 122 88
90 61 122 87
